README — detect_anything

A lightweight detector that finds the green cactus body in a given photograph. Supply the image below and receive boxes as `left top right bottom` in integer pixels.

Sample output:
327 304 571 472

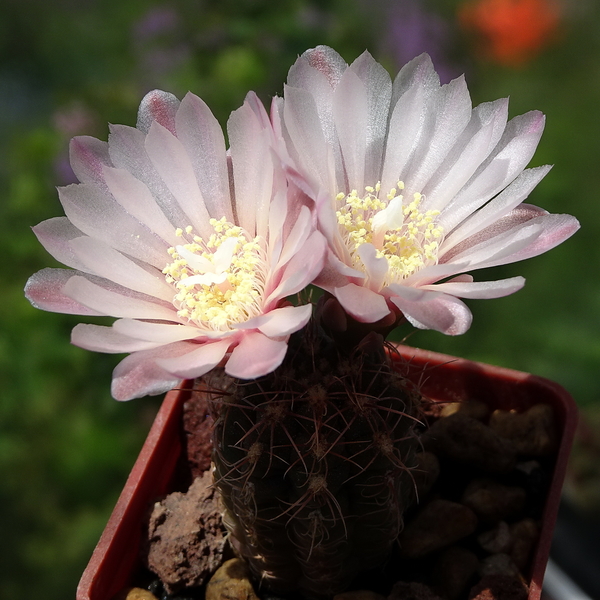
204 326 421 598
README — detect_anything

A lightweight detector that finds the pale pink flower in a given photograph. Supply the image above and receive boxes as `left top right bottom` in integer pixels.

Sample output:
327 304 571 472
273 46 579 335
26 90 325 400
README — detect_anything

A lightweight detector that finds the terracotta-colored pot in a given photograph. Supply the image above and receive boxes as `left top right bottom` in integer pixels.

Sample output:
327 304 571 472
76 345 577 600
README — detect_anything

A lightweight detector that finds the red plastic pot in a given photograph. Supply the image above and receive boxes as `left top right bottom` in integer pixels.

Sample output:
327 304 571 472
76 345 577 600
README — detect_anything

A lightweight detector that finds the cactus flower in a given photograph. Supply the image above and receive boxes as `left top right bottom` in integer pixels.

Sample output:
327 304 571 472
274 46 579 335
25 90 325 400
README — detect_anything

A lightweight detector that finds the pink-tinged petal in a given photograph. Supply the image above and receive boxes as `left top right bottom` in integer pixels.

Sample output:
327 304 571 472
422 276 525 299
228 100 274 239
388 286 472 335
62 275 180 321
108 124 191 228
112 319 206 343
25 268 103 316
274 205 312 269
441 165 552 254
356 243 389 292
282 84 335 195
136 89 180 135
111 343 191 400
333 67 367 191
156 339 231 379
32 217 90 272
102 166 180 245
175 92 233 221
68 236 174 302
441 110 546 232
348 51 392 185
71 323 162 353
145 121 212 240
422 98 509 212
58 183 167 268
380 79 431 197
295 45 348 88
69 136 112 186
234 304 313 337
404 261 472 287
334 283 390 323
265 231 326 304
461 213 580 270
403 75 472 195
225 332 288 379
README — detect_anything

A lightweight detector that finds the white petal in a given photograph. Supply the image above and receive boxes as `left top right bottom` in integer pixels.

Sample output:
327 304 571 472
422 98 509 212
156 339 231 379
69 136 112 186
334 283 390 323
175 92 234 221
25 268 103 316
440 110 546 232
348 50 392 185
333 67 367 191
440 166 552 254
234 304 313 337
356 243 389 292
111 343 190 400
145 121 213 239
422 276 525 299
32 217 90 272
102 166 180 245
112 319 204 343
228 101 274 238
108 124 191 228
225 332 288 379
62 275 180 321
69 236 174 302
136 89 180 134
388 286 472 335
71 323 162 353
58 183 167 268
403 75 472 195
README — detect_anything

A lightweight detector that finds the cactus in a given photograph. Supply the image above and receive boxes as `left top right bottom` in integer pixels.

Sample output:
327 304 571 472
203 302 421 598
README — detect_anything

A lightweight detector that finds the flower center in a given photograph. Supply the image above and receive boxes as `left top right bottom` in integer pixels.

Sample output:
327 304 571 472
335 182 444 285
162 218 266 330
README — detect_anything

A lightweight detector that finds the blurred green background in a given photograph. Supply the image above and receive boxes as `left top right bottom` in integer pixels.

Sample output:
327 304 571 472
1 0 599 597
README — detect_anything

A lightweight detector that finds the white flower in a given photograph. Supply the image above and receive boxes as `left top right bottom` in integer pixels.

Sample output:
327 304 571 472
25 90 325 400
274 46 579 334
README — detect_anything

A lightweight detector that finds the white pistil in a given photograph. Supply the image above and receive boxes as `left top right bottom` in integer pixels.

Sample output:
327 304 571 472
336 182 444 287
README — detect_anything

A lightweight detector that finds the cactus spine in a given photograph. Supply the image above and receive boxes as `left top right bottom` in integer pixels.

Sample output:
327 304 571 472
204 316 421 598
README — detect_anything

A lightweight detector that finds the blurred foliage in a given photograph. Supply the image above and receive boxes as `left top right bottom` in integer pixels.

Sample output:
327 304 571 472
1 0 599 597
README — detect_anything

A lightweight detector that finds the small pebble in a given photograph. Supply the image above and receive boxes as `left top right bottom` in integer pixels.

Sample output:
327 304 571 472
440 400 490 421
509 518 539 570
432 546 479 600
479 553 521 579
477 521 512 554
205 558 260 600
461 479 526 523
468 573 528 600
490 404 557 456
399 499 478 558
422 414 517 473
112 588 158 600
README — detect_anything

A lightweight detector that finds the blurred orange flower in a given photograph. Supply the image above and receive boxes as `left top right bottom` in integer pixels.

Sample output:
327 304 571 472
459 0 561 66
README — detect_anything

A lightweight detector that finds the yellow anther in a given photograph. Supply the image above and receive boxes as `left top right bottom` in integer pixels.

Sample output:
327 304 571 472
335 181 444 287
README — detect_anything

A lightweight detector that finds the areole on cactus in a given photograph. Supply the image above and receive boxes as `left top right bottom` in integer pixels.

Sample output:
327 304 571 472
26 46 578 599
